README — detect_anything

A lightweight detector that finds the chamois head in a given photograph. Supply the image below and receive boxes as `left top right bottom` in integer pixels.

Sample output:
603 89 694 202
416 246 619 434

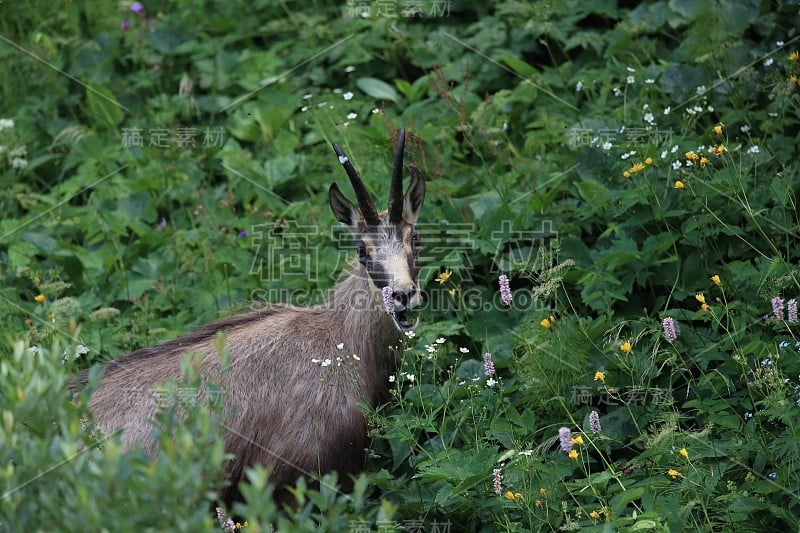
329 129 425 331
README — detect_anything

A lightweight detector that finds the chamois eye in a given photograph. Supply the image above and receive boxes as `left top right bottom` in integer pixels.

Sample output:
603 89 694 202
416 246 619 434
411 230 421 248
356 243 368 263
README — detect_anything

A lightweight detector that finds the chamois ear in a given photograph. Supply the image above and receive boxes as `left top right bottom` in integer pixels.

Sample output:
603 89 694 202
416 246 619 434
329 183 361 228
403 165 425 225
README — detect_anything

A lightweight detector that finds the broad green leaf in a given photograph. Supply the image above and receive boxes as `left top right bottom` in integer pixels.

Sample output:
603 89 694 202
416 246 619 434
356 77 400 103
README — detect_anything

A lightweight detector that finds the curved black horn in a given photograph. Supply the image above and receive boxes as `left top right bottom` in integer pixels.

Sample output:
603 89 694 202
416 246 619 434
388 129 406 224
332 142 380 226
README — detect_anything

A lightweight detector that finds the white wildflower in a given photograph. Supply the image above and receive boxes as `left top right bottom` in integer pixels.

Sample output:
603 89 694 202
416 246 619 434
343 92 354 101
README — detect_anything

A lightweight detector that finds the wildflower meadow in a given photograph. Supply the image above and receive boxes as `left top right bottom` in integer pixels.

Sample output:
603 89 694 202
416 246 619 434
2 1 800 531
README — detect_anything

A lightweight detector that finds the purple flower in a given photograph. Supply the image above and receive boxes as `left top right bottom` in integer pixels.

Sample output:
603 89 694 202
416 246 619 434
483 352 495 377
120 20 131 31
158 216 166 228
589 411 601 434
130 2 145 12
492 468 502 495
558 427 572 452
238 229 247 238
772 296 784 320
499 274 512 306
662 317 680 343
382 286 394 314
215 507 236 533
788 299 797 324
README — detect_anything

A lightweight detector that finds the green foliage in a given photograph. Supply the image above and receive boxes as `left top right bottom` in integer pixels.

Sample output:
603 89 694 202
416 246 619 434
2 0 800 530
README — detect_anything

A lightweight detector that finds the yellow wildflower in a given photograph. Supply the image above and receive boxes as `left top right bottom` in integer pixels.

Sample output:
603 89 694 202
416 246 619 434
791 74 799 85
623 170 631 179
699 156 709 168
645 156 653 165
685 151 699 162
679 447 689 459
539 488 547 498
34 294 45 304
594 371 606 383
435 270 452 284
571 435 584 446
712 123 724 136
590 511 601 520
695 293 706 304
674 180 685 190
505 490 516 501
568 449 579 460
620 341 632 353
711 274 721 286
447 288 457 297
702 303 709 311
540 318 552 329
668 468 681 479
514 492 523 501
630 162 646 173
790 50 799 62
710 144 727 155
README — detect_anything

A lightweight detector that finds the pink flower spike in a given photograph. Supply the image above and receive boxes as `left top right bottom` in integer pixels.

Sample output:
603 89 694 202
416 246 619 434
499 274 512 306
483 352 495 377
662 317 680 343
558 427 572 452
589 411 601 434
382 286 394 314
772 296 784 320
492 468 503 495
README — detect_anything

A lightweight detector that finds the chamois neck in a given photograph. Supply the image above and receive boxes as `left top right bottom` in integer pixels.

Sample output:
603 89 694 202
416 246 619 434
328 260 402 348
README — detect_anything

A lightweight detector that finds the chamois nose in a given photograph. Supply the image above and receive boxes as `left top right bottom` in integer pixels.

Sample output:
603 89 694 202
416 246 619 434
392 287 417 308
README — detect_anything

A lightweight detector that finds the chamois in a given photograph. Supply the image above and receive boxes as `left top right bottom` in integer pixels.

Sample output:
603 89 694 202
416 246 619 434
84 129 425 504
